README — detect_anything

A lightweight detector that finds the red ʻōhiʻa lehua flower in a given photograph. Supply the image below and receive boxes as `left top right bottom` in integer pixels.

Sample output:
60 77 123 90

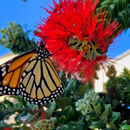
35 0 122 82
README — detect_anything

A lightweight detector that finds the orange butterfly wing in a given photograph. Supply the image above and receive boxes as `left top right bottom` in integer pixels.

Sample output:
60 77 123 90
0 51 35 96
19 54 63 105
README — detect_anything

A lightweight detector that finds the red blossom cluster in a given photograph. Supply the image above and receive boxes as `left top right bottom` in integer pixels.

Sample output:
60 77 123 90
35 0 122 81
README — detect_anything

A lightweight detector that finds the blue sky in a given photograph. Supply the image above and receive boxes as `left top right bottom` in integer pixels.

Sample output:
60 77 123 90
0 0 130 58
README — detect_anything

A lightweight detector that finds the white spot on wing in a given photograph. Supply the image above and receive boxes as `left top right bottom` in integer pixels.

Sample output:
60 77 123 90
2 71 6 77
1 67 6 72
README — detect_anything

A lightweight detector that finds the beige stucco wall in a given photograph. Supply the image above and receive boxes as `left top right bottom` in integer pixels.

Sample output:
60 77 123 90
95 50 130 92
0 52 17 65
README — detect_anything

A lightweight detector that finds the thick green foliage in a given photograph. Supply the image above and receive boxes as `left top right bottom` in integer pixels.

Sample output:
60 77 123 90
97 0 130 29
0 67 130 130
0 52 129 130
105 66 130 108
76 90 121 129
0 22 36 54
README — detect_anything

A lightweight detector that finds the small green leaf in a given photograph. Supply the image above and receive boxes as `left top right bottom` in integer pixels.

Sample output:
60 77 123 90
62 106 74 120
18 97 28 107
4 98 14 108
95 103 102 114
114 0 119 17
121 125 130 130
112 99 118 109
61 125 69 130
77 85 88 97
89 115 99 121
63 106 71 115
107 107 113 119
56 97 71 108
68 121 81 130
76 120 86 130
101 0 112 7
100 99 105 112
59 115 67 124
65 80 74 96
46 102 56 118
100 109 110 120
109 112 121 126
121 120 128 126
89 120 106 129
67 107 74 120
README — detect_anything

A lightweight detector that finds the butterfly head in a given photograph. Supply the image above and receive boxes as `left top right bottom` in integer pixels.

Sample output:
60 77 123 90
36 41 50 59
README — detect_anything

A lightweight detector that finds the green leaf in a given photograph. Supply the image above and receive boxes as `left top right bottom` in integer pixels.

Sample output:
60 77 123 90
100 104 112 120
89 120 106 129
112 99 118 109
114 0 119 16
108 4 115 18
109 112 121 126
118 12 127 28
56 97 71 108
61 125 69 130
16 96 27 107
68 121 85 130
75 120 86 130
66 106 74 120
62 106 74 121
107 107 113 119
68 121 76 126
4 98 14 108
95 103 102 114
121 125 130 130
59 115 67 124
96 5 109 13
100 99 105 113
46 102 56 118
77 85 88 97
121 120 128 126
88 115 99 121
101 0 112 7
63 106 70 115
65 80 74 96
100 109 110 120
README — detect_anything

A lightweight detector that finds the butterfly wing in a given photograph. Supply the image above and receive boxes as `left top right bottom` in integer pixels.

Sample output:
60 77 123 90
20 54 63 105
0 51 35 96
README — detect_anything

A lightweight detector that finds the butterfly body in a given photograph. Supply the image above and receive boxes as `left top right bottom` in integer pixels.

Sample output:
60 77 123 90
0 42 63 105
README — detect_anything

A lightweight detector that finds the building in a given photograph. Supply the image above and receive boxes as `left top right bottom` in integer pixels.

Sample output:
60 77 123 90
0 52 17 65
95 49 130 92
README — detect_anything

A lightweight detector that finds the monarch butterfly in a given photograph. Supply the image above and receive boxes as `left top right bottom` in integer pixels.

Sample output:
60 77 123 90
0 41 63 105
